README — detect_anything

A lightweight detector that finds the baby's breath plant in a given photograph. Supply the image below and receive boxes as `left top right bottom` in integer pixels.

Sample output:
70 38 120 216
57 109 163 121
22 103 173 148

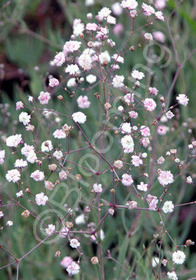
1 1 196 280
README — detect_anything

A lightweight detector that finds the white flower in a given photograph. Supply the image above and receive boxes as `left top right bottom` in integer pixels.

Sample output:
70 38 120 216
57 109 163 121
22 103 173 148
6 220 13 227
0 211 4 218
6 134 22 148
158 170 174 186
131 70 145 80
66 261 80 275
122 174 133 186
41 140 53 152
144 32 153 40
162 201 174 214
172 250 186 264
86 74 97 84
167 271 178 280
152 257 159 267
121 135 134 153
120 122 131 134
70 238 80 248
97 7 111 20
85 0 94 6
93 183 103 193
35 192 48 206
112 75 125 88
16 190 23 197
45 224 55 235
6 169 21 183
14 159 28 168
19 112 31 125
0 150 5 165
176 94 189 106
65 64 80 76
137 182 147 192
75 214 85 225
121 0 138 10
78 53 92 71
73 19 84 36
53 150 63 160
67 78 77 87
72 112 87 124
99 51 111 65
31 170 45 181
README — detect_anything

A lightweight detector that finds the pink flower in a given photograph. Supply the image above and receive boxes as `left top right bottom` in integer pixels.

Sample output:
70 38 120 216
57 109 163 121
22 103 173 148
38 91 51 105
70 238 80 248
63 40 81 54
6 169 21 183
77 96 91 109
16 101 24 110
142 3 155 16
53 129 66 139
149 87 158 96
131 155 143 167
143 98 157 111
66 261 80 275
158 170 174 186
124 93 134 104
112 75 125 88
147 194 158 210
30 170 45 181
176 94 189 106
59 170 68 180
155 11 165 21
137 182 148 192
93 183 103 193
6 134 22 148
129 111 138 119
122 174 133 186
0 150 5 165
155 0 167 10
113 23 124 35
50 52 65 66
35 192 48 206
86 23 97 31
140 126 150 137
131 70 145 80
157 125 168 135
112 2 123 16
153 31 165 43
60 257 73 268
49 77 59 87
140 137 150 148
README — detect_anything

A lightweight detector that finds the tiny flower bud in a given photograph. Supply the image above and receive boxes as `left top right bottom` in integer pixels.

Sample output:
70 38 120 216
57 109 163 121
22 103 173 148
58 95 63 100
55 250 61 257
21 210 30 218
66 221 73 229
49 164 57 172
185 239 195 246
75 174 81 181
104 102 111 110
91 256 99 264
108 208 115 215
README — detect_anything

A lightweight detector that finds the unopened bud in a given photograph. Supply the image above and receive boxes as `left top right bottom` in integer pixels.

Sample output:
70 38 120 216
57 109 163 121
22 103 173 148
91 256 99 264
21 210 30 218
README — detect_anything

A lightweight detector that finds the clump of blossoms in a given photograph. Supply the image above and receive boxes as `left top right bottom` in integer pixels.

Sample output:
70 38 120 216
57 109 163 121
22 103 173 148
0 1 195 279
